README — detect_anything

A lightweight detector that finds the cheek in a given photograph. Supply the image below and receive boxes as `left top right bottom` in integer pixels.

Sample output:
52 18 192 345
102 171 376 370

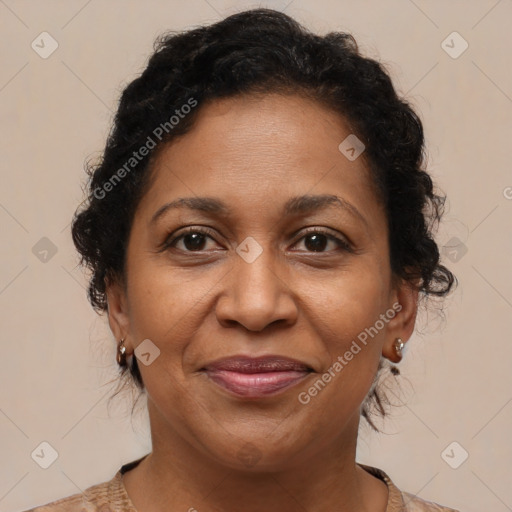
304 263 389 346
127 242 214 318
297 264 388 403
123 267 202 412
124 260 213 366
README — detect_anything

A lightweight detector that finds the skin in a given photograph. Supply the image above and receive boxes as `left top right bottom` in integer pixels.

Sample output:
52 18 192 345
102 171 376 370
107 92 418 512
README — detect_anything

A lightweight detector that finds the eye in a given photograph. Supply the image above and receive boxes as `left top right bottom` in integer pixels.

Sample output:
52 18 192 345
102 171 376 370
291 229 352 253
164 227 220 252
163 227 352 254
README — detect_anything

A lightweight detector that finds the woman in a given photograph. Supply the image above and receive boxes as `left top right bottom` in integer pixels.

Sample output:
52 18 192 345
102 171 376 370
27 8 458 512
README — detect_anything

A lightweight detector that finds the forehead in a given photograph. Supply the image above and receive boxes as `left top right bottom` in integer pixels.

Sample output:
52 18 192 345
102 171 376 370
138 93 385 228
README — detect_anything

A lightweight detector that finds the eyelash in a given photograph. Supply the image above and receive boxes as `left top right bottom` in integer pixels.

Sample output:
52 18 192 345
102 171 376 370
163 226 352 254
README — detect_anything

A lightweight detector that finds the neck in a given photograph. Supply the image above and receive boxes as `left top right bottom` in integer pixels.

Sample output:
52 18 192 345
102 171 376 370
122 401 388 512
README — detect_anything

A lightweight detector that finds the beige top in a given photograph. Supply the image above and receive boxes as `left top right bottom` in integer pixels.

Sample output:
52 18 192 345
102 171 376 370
24 455 460 512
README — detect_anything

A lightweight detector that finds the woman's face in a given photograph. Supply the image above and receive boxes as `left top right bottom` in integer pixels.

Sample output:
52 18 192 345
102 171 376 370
107 93 416 470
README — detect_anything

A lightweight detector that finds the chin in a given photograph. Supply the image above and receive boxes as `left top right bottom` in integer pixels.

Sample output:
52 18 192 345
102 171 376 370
204 434 307 473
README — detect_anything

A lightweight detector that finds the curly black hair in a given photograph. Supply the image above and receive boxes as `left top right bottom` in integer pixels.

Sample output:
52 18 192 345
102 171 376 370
71 8 456 431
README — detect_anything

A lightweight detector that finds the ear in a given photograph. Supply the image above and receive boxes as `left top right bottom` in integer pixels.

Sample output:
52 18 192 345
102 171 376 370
382 278 419 363
105 279 132 352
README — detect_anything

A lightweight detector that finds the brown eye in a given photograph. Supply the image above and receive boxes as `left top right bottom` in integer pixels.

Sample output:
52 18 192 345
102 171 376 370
164 227 219 252
303 233 329 252
180 232 208 251
292 229 352 253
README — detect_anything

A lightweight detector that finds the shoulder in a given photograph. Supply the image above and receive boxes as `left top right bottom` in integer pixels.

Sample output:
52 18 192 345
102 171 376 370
357 463 460 512
21 457 145 512
20 478 115 512
402 491 460 511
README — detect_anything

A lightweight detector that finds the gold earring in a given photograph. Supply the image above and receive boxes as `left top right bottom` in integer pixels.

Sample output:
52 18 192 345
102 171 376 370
394 337 404 362
116 338 127 366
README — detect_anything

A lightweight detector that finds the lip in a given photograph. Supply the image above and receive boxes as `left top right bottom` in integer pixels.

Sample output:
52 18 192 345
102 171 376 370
201 356 313 399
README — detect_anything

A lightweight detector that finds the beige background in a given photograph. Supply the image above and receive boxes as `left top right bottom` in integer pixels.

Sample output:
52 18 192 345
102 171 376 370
1 1 511 511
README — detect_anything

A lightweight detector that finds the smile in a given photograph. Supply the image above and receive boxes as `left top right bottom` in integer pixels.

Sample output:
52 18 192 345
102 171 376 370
201 355 313 399
204 369 311 398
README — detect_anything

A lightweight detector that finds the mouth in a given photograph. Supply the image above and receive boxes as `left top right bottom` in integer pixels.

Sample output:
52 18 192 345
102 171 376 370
200 356 314 399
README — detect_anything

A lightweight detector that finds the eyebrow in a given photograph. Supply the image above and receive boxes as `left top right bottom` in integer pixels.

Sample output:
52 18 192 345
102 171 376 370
150 194 368 228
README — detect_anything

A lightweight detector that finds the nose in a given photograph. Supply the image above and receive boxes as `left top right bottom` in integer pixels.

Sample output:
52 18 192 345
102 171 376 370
215 247 298 332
